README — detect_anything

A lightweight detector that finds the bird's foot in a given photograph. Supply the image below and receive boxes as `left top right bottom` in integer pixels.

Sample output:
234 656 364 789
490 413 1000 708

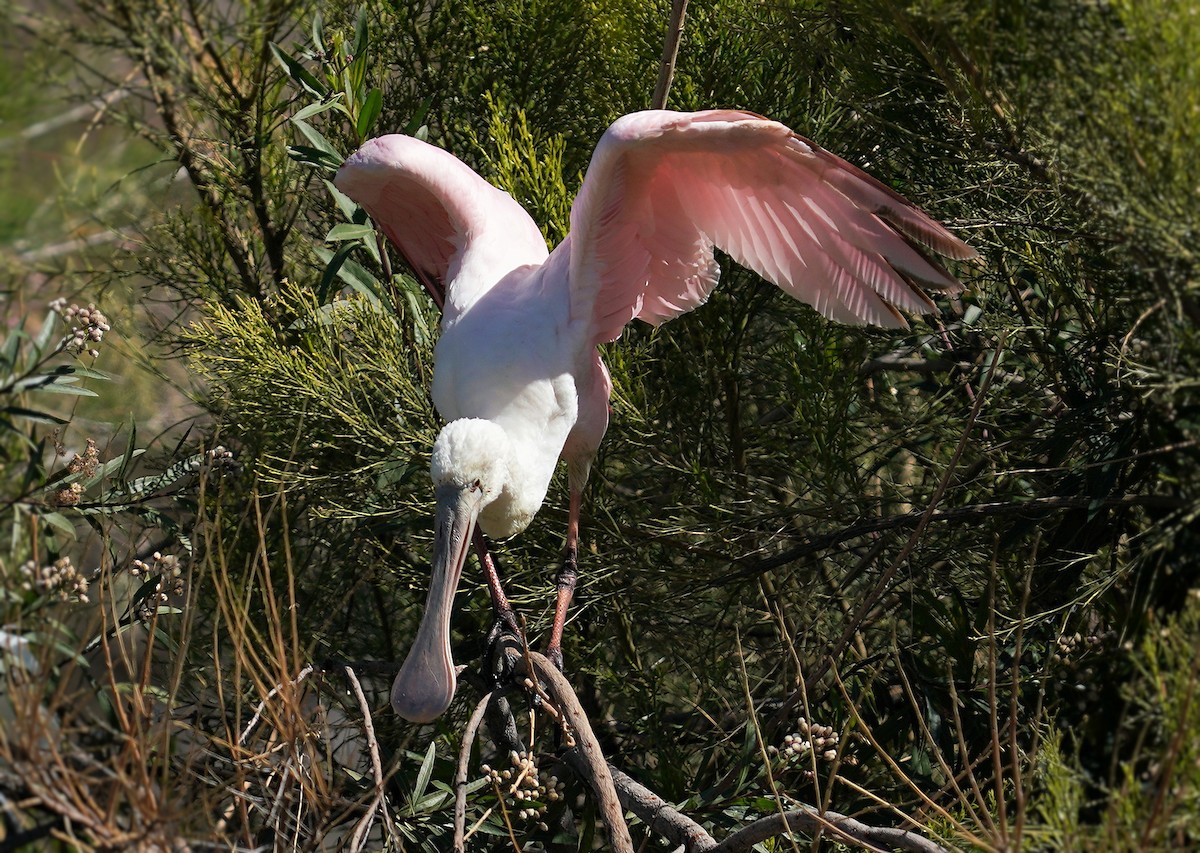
482 610 526 689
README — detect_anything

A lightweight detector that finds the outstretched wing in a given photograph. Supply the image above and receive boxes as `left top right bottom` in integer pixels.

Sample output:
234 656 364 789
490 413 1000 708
335 135 549 314
563 110 977 344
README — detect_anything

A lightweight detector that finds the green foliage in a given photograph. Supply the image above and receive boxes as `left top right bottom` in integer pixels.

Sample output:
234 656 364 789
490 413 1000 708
1 0 1198 849
186 281 438 517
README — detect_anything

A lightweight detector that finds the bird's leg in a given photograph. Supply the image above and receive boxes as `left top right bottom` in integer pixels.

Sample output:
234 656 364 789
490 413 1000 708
473 528 520 638
473 528 529 693
545 484 582 672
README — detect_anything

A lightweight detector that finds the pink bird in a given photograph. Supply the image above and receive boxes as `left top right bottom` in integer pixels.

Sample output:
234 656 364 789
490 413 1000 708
334 109 975 722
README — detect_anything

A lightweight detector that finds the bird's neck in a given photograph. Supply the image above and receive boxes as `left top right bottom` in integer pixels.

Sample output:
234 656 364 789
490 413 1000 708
443 238 548 323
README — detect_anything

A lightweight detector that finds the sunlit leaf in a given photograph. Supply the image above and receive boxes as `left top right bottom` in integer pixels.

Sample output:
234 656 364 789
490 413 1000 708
325 223 376 242
356 87 383 139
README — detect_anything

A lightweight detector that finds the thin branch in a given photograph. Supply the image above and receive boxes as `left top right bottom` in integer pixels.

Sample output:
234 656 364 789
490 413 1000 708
986 566 1009 845
716 493 1185 588
454 690 495 853
772 332 1010 733
830 664 991 850
238 664 313 745
0 89 131 150
603 765 715 852
711 807 951 853
15 230 133 264
344 665 395 853
651 0 689 110
523 654 952 853
892 649 988 833
603 755 953 853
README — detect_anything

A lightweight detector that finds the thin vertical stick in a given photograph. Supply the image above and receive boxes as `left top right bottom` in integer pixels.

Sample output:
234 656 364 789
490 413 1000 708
652 0 689 109
454 691 495 852
985 565 1008 846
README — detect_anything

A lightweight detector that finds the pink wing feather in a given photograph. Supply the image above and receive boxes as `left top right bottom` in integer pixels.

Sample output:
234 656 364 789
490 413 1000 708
565 110 977 344
335 135 548 310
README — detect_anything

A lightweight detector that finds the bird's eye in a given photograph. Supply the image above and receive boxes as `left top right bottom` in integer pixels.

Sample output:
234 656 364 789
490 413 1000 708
471 479 482 492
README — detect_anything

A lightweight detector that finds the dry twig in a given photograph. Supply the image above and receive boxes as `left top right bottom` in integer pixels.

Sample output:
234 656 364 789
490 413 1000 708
344 665 396 852
454 690 496 852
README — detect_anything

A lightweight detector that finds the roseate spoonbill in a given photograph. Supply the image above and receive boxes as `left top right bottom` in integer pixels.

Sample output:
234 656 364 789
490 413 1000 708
335 109 976 722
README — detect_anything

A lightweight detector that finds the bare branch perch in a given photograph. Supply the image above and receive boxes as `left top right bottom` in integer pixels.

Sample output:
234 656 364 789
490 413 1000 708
600 762 950 853
603 764 715 851
517 652 634 853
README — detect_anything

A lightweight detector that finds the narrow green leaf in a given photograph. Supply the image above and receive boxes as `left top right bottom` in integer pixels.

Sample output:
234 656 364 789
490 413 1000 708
356 87 383 139
36 382 98 397
363 230 381 264
410 789 450 813
292 99 349 122
62 365 112 381
315 248 383 304
404 98 432 136
349 9 369 98
402 283 431 345
287 145 342 172
13 373 70 392
409 741 437 812
317 243 357 304
352 8 368 59
473 822 509 838
325 223 376 242
34 309 58 356
2 405 68 425
291 118 342 158
117 415 138 483
310 10 325 55
1 327 25 370
269 42 329 98
323 179 359 220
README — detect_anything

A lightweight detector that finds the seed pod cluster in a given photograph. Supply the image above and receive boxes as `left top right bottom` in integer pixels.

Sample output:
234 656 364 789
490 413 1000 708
481 749 566 827
19 556 89 603
131 552 185 621
781 717 839 763
50 299 111 358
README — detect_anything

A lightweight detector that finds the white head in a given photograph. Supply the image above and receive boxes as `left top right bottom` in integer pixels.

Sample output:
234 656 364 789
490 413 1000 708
430 418 511 500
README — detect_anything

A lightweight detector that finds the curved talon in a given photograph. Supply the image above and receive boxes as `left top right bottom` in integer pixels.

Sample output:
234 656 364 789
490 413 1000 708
483 618 527 688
